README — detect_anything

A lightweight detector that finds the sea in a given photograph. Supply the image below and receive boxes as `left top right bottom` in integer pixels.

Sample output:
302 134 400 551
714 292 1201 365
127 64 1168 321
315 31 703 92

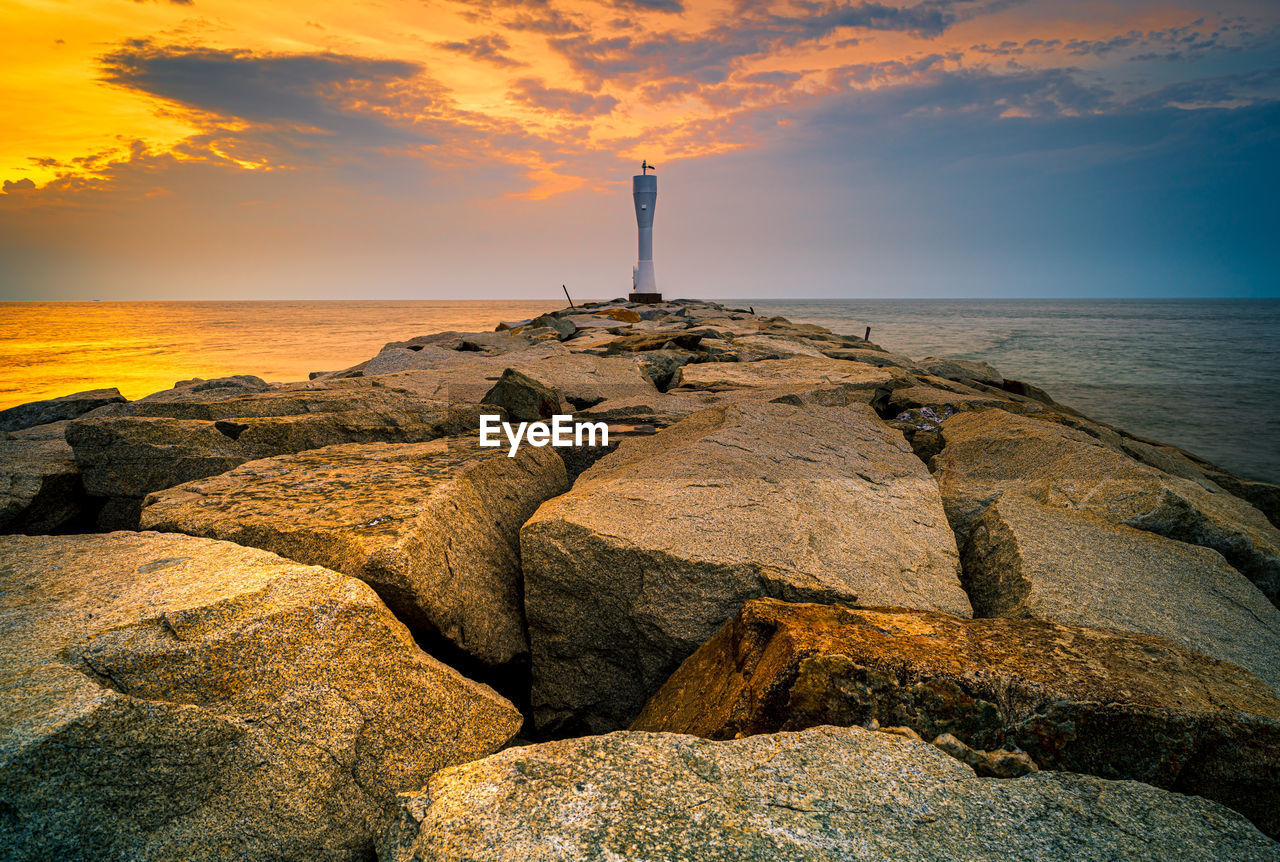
1 298 1276 484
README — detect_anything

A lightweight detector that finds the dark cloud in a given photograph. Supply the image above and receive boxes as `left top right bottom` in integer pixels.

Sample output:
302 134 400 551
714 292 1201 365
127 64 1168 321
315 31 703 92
971 19 1239 60
611 0 684 12
507 77 619 115
503 9 585 34
436 33 526 67
2 179 36 193
98 41 431 148
1127 66 1280 110
550 0 1013 87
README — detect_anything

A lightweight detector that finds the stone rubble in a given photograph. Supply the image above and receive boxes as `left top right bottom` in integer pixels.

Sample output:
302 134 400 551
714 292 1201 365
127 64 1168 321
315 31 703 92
2 298 1278 859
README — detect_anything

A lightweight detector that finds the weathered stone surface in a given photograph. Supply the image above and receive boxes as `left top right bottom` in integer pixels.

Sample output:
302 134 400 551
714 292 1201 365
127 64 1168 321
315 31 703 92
599 332 703 352
1214 475 1280 529
140 440 568 667
0 532 522 862
935 409 1280 603
360 343 657 406
821 345 921 370
918 356 1004 386
587 307 643 323
1117 438 1280 528
961 492 1280 691
671 355 895 396
521 401 969 734
387 329 539 354
885 375 1028 416
564 314 630 331
120 375 432 420
631 598 1280 836
506 315 576 339
731 334 828 358
0 388 126 432
380 725 1279 862
68 402 485 529
0 422 85 534
172 374 269 392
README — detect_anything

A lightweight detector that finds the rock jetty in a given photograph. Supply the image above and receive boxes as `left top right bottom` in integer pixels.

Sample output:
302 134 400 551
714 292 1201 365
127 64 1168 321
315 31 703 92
3 298 1279 860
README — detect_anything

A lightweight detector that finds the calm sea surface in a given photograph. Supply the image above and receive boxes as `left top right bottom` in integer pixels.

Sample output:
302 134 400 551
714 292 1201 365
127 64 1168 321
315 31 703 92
2 298 1276 483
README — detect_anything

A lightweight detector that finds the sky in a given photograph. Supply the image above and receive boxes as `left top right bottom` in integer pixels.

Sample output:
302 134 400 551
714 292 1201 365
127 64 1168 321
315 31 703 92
1 0 1277 300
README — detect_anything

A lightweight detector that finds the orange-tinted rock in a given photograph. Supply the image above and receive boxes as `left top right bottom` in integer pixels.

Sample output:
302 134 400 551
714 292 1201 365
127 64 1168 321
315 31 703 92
632 598 1280 837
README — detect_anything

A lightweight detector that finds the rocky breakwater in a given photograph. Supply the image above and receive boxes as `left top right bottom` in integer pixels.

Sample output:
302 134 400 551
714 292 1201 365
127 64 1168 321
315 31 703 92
2 298 1280 859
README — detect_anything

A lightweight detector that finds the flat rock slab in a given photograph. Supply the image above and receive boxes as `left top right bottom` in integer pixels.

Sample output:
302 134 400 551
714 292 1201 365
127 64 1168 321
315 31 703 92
730 334 829 358
886 381 1026 415
0 532 521 862
0 422 84 534
671 355 894 395
962 492 1280 692
380 725 1278 862
141 439 569 666
935 409 1280 604
917 357 1004 386
67 400 485 530
362 344 658 406
820 345 921 371
632 598 1280 837
520 401 969 735
0 387 125 432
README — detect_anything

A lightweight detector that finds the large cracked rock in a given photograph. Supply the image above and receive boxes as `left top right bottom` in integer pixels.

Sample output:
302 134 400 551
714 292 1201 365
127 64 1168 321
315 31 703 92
141 439 569 666
520 401 969 735
67 395 486 529
0 532 522 862
380 725 1279 862
934 409 1280 604
359 342 657 405
0 422 85 534
961 492 1280 691
631 598 1280 837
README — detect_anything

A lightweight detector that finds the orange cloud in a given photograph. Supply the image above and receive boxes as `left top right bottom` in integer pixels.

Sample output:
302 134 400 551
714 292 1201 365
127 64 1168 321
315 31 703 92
1 0 1276 201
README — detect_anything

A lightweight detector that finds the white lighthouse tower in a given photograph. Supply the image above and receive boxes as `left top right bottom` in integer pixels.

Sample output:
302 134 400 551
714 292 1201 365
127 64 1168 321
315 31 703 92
629 160 662 303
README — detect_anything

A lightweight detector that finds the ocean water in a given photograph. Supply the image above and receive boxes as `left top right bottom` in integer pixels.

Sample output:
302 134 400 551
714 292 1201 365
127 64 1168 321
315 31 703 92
748 299 1280 484
1 298 1276 484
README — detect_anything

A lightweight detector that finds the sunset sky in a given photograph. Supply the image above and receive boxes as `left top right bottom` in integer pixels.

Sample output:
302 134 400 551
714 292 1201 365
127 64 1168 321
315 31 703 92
1 0 1277 299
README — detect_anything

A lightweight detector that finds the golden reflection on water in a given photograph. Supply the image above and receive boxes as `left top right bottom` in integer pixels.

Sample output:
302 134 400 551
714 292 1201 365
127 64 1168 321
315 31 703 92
0 300 564 409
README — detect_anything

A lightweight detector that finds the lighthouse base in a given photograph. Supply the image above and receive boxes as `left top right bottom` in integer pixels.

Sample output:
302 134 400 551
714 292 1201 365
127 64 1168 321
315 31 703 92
628 291 663 304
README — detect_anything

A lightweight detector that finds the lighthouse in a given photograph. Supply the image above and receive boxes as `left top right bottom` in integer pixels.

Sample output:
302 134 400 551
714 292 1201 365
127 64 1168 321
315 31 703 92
629 160 662 303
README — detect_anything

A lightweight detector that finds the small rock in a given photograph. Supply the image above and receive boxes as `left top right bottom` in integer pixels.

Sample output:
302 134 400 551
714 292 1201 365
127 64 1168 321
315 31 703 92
481 368 565 422
932 732 1038 778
